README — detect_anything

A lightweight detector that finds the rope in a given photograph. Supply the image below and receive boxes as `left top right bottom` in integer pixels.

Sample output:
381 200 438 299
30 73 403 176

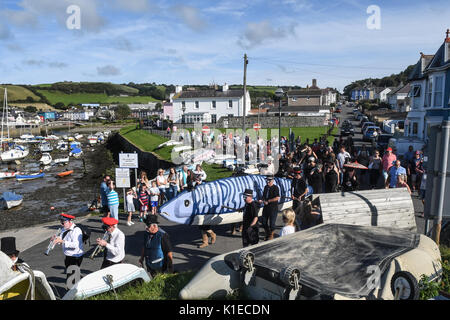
17 263 35 300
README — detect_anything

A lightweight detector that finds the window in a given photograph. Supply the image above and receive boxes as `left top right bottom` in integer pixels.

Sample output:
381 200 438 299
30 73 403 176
413 122 418 135
433 76 443 107
426 78 432 107
212 101 216 109
211 114 217 123
195 101 199 109
228 100 233 108
411 85 421 109
228 114 234 118
182 101 186 109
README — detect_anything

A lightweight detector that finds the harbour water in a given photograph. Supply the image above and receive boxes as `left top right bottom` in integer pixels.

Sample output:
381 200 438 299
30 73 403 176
0 134 115 231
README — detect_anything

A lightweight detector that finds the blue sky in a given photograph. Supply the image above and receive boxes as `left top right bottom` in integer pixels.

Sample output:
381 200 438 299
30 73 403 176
0 0 449 91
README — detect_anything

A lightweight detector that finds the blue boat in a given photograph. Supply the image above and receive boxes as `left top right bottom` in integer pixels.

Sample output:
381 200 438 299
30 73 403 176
15 172 45 181
1 191 23 209
158 175 296 226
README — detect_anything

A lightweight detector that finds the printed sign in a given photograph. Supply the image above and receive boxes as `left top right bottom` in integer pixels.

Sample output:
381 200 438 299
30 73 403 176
119 153 138 168
115 168 130 188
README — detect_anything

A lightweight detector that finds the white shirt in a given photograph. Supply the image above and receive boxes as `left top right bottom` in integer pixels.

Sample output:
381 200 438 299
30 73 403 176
149 187 160 202
105 227 125 263
62 224 84 257
193 169 207 181
337 151 351 170
280 225 295 237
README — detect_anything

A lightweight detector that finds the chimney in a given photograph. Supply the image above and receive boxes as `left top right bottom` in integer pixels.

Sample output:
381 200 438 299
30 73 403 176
223 83 229 92
175 85 182 94
312 79 317 88
445 29 450 62
446 28 450 43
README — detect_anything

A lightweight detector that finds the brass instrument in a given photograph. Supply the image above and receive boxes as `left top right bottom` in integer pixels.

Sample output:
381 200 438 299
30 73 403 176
44 227 64 256
89 231 109 259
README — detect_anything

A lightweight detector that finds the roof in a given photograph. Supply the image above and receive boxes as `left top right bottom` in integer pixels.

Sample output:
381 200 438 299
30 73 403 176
267 105 329 113
388 83 410 95
173 89 245 100
425 42 450 71
287 89 323 96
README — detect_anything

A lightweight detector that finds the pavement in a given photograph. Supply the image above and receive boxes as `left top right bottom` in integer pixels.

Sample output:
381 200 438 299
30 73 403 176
0 106 431 299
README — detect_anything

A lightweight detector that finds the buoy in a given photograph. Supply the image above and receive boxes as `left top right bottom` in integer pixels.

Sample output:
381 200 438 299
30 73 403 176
50 206 55 210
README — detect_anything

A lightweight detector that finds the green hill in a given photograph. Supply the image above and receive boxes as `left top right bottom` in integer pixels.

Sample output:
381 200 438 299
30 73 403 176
36 89 159 105
0 85 40 102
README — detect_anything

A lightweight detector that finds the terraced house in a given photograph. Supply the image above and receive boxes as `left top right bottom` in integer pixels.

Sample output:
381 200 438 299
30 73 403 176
170 84 251 124
405 30 450 142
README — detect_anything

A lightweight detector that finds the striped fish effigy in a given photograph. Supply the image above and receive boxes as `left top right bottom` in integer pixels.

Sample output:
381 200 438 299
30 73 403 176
158 175 293 225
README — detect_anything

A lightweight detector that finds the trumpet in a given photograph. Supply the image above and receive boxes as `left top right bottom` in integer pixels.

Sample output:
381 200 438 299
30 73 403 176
89 231 109 259
44 227 64 256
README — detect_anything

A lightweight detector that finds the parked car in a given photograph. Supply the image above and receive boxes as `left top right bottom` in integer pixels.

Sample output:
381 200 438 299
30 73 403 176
361 122 376 134
341 123 355 136
359 116 370 126
355 113 364 121
363 126 381 142
335 107 342 113
377 134 394 151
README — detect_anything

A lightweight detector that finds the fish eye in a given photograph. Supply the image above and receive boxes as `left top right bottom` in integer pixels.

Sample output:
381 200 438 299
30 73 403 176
184 200 190 207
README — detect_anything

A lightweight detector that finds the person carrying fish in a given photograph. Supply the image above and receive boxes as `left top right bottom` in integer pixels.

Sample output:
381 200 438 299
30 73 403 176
259 175 280 241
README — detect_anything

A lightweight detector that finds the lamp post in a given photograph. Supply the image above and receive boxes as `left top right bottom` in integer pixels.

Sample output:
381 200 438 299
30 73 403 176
182 105 186 124
275 88 284 157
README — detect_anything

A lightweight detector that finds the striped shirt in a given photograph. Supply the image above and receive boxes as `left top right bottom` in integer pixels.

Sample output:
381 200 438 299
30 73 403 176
139 191 149 206
107 190 120 207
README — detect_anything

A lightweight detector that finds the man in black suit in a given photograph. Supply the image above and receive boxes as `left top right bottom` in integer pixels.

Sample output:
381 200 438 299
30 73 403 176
1 237 28 272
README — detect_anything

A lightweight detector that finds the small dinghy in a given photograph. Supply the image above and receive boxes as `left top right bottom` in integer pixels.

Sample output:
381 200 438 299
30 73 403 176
0 171 22 179
0 251 56 300
62 263 151 300
1 191 23 209
15 172 45 181
38 142 53 153
158 140 183 148
87 135 98 145
39 153 52 165
53 157 69 165
57 170 73 177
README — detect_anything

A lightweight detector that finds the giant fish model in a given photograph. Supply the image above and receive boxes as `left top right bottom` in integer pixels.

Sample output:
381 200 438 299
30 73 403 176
158 175 294 225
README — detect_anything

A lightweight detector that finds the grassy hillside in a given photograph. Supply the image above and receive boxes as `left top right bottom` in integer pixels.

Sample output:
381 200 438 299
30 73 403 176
9 103 59 111
0 85 40 102
36 89 159 105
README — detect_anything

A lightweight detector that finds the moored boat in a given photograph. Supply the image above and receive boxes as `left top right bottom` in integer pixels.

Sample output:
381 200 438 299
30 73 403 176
57 170 73 177
0 171 22 179
15 172 45 181
53 157 69 165
0 145 29 162
0 191 23 209
39 153 52 165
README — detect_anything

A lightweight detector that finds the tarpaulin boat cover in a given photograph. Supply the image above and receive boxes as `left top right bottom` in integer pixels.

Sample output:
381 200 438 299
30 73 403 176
1 192 22 201
249 223 420 298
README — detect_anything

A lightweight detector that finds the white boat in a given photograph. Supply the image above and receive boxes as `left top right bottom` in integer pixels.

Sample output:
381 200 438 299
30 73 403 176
19 134 35 140
173 145 192 153
39 153 52 165
87 135 98 145
62 263 151 300
56 141 68 151
158 140 183 148
39 142 53 153
1 191 23 209
0 171 22 179
0 146 29 162
103 131 111 137
45 135 59 141
0 251 56 300
53 157 69 165
74 134 83 140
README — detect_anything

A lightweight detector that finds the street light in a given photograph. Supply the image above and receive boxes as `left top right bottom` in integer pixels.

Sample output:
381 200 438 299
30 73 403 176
275 87 284 157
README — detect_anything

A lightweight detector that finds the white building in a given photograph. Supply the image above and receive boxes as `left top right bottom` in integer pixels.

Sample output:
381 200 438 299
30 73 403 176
387 83 411 112
171 84 251 124
374 87 393 102
63 109 95 121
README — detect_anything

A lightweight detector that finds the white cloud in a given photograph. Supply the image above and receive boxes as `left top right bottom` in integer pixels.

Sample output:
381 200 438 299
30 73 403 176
3 0 106 32
172 5 207 32
114 0 158 13
237 20 293 49
97 65 121 76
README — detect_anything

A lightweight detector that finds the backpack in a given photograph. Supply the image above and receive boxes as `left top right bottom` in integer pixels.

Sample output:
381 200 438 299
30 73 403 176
62 225 91 246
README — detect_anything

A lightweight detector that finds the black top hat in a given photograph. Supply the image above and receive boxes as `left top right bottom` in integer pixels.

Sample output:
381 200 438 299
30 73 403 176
1 237 19 256
243 189 253 197
265 175 274 181
145 214 159 226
